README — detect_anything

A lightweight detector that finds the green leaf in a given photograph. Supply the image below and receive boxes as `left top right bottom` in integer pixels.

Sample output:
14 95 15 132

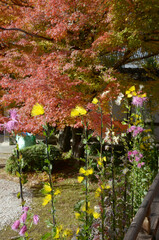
41 232 51 240
97 136 100 142
43 166 49 172
74 200 85 211
47 145 51 154
45 219 53 228
44 159 49 164
21 175 28 184
16 171 21 178
17 192 20 199
50 129 54 136
88 133 93 140
79 158 85 162
42 124 48 131
49 164 52 170
43 131 47 136
83 139 87 145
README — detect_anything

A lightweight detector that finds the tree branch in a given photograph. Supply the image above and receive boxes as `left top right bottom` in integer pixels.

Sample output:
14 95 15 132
113 49 159 69
0 0 33 8
113 50 133 69
0 26 54 42
125 52 159 65
144 39 159 43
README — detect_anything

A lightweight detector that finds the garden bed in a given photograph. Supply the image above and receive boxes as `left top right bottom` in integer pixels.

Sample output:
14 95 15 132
0 164 98 240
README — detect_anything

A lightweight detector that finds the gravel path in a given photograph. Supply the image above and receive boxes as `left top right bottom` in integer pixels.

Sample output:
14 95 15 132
0 179 32 230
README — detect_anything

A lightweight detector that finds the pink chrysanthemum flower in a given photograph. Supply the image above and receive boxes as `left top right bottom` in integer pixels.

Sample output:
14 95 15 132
5 120 18 133
33 215 39 225
127 126 144 137
10 109 18 121
11 220 20 231
132 96 147 107
128 150 144 168
20 212 27 224
2 109 19 133
19 225 27 236
22 206 29 212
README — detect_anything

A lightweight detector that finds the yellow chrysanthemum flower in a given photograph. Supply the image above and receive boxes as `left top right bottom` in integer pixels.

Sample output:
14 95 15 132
71 106 87 117
42 194 51 206
85 168 94 176
135 120 142 125
125 86 137 98
78 176 84 183
96 187 102 192
81 202 90 212
101 184 105 189
93 212 101 219
92 98 98 104
97 160 102 166
135 114 140 119
62 229 72 237
43 184 52 193
79 167 86 174
75 212 80 219
105 184 111 189
144 129 151 133
141 93 147 98
98 156 106 164
76 228 80 235
54 225 63 239
142 136 150 141
54 230 59 239
101 183 111 190
31 103 45 116
54 189 61 196
127 93 133 98
125 90 130 95
70 109 79 117
129 86 135 92
95 188 102 198
87 208 94 214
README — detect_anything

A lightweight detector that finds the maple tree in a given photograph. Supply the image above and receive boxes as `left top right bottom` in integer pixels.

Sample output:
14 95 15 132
0 0 159 132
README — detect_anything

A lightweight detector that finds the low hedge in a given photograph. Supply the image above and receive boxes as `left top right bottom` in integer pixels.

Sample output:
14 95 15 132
5 143 61 174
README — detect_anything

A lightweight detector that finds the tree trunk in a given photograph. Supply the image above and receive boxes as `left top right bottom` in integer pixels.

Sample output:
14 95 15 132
72 127 84 158
58 126 72 152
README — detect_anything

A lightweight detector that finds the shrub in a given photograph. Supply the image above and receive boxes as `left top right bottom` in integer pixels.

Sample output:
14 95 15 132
5 143 61 174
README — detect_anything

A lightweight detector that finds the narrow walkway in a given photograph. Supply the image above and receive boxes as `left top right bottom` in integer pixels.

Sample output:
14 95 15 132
0 142 15 168
0 179 32 231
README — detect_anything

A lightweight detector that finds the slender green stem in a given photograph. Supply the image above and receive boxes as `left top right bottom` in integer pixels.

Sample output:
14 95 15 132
123 172 127 232
45 128 56 226
84 122 88 236
131 164 135 218
110 101 116 239
101 193 105 240
100 106 103 158
99 105 105 240
16 147 24 207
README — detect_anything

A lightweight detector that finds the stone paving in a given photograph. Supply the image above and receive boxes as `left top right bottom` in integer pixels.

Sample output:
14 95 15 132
0 141 15 168
0 137 32 233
